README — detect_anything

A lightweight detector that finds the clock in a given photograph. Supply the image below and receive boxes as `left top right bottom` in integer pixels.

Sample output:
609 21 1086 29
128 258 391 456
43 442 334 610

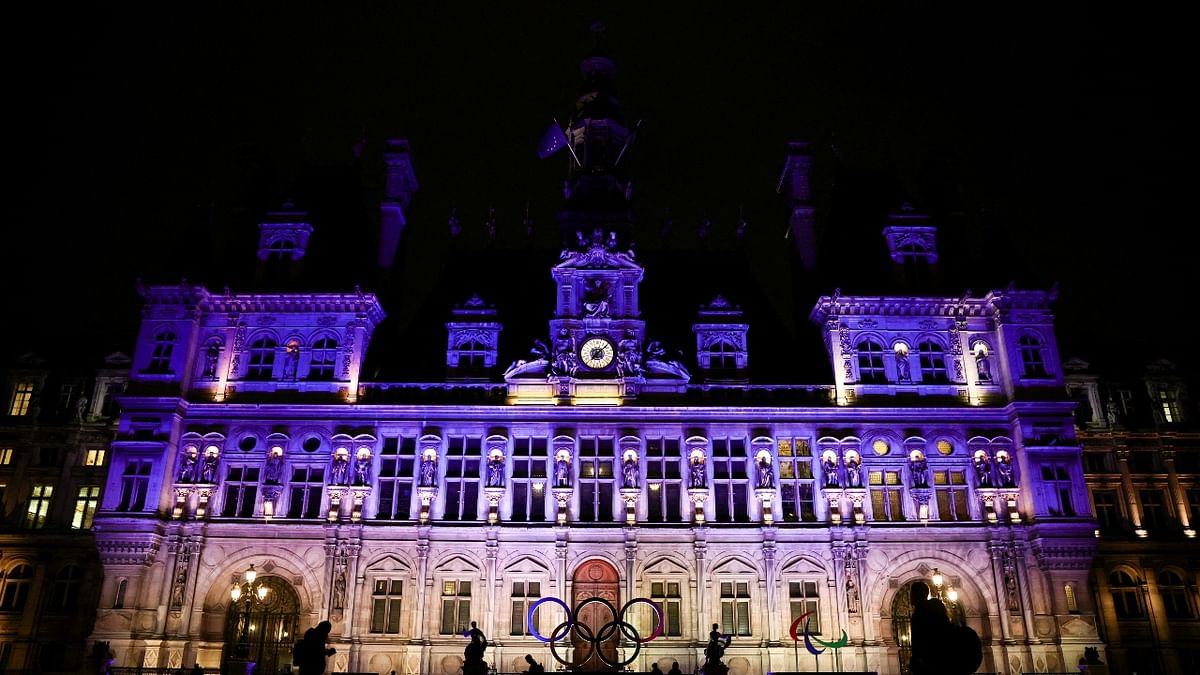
579 337 615 369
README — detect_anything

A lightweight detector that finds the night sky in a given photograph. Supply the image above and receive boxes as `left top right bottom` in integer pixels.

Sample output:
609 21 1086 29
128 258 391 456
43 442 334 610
2 3 1192 379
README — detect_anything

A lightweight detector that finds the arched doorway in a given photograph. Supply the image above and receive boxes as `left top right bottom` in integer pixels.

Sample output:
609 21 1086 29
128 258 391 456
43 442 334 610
222 576 301 675
891 579 966 675
572 559 620 671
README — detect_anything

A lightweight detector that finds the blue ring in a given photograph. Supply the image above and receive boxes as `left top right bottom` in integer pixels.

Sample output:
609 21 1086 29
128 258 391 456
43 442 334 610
527 596 572 642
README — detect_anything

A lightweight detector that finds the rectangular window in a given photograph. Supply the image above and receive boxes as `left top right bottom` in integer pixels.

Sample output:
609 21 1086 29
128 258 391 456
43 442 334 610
117 459 152 511
25 485 53 528
712 438 749 522
0 447 11 465
1082 452 1112 473
8 382 34 416
1092 489 1123 533
857 343 886 383
510 437 548 522
578 437 614 523
933 470 970 521
1159 388 1181 423
222 466 260 518
286 466 324 519
1040 464 1075 516
869 470 905 521
651 581 683 636
645 438 683 523
1138 489 1170 531
443 437 481 521
440 580 472 634
377 436 415 520
84 448 106 466
510 581 542 636
370 579 403 634
72 486 100 529
789 581 820 635
720 581 751 636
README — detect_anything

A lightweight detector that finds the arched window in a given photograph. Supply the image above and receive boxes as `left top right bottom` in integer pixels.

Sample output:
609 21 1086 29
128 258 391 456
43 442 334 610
148 329 176 373
308 337 338 380
1018 335 1049 378
1158 570 1194 619
48 564 82 612
457 339 487 370
246 336 277 380
917 339 948 384
1109 570 1143 618
0 564 34 611
857 340 886 384
711 340 739 371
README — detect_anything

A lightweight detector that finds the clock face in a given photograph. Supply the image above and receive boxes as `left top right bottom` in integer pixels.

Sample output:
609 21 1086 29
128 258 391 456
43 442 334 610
579 337 615 369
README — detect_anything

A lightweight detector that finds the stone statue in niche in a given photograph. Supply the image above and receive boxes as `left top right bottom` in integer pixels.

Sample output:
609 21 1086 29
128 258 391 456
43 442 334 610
756 455 774 489
617 330 643 376
554 456 570 487
996 454 1015 487
202 343 220 379
264 452 284 484
74 395 89 424
331 454 349 485
975 351 992 381
583 278 612 318
622 455 639 488
896 351 911 383
486 455 504 487
419 455 437 487
170 568 187 608
551 329 577 377
1106 400 1120 426
823 455 840 488
333 571 347 610
689 455 707 488
178 449 198 483
200 451 219 483
1005 568 1020 612
845 456 861 488
974 453 993 487
909 455 929 488
283 342 300 380
846 574 860 613
354 454 371 486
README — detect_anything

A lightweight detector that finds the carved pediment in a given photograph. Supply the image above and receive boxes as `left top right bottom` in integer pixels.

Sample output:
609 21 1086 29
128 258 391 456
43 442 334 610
503 555 551 575
433 554 482 574
364 554 411 574
780 556 828 576
710 557 759 577
643 557 690 576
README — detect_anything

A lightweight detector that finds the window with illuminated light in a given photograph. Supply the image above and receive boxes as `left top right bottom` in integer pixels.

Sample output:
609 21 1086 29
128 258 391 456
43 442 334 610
651 580 683 636
720 580 752 636
869 470 905 521
510 437 547 522
370 579 404 634
72 486 100 529
84 449 105 466
440 580 472 634
25 485 53 529
778 438 816 522
578 437 614 523
933 470 970 521
509 581 542 635
0 447 12 465
788 580 820 635
7 382 34 416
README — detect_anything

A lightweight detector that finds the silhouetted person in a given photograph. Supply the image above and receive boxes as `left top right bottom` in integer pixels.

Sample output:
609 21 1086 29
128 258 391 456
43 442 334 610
668 662 683 675
908 581 947 675
192 664 203 675
651 664 664 675
296 621 336 675
524 654 545 675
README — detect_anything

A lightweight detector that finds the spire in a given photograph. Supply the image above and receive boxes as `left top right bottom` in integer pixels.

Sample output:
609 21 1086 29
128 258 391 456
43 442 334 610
557 23 638 253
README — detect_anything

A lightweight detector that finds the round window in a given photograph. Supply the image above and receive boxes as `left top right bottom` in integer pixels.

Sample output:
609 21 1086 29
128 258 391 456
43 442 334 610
238 436 257 452
936 439 954 456
303 437 322 453
872 439 890 456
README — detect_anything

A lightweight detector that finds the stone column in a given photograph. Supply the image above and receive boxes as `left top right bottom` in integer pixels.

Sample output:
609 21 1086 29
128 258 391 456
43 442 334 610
694 532 709 646
1162 448 1193 533
1115 448 1144 531
1011 544 1039 645
989 542 1014 643
415 531 430 641
485 532 499 644
763 536 779 646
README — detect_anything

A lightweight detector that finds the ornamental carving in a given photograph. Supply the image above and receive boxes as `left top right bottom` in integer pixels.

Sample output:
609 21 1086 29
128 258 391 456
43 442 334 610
701 332 744 350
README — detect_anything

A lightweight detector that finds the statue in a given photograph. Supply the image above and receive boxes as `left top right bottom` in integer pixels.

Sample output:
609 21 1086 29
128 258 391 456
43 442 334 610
846 575 861 613
756 455 774 489
896 351 911 383
910 455 929 488
689 455 706 488
1106 400 1120 426
331 454 349 485
73 395 89 424
823 455 840 488
551 329 577 377
354 454 371 486
1005 569 1020 612
264 452 284 484
554 456 570 487
622 455 639 488
202 343 220 379
996 454 1015 487
975 351 992 381
974 453 992 487
703 623 731 674
200 450 219 483
333 571 347 610
283 342 300 380
178 448 198 483
846 456 861 488
583 279 612 318
486 455 504 487
617 330 642 376
462 621 489 675
419 455 437 487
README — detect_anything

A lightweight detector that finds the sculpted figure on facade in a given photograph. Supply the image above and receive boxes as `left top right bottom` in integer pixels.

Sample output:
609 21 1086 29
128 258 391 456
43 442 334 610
419 454 437 487
617 330 642 376
823 453 840 488
896 348 911 383
622 454 639 488
178 447 198 483
283 340 300 380
756 454 774 489
264 451 284 484
583 278 612 318
974 451 992 487
331 453 350 485
74 394 89 423
996 451 1015 487
689 453 707 488
200 448 220 483
486 454 505 487
551 329 577 377
845 454 861 488
354 452 371 486
554 454 571 487
974 349 992 382
909 452 929 488
202 342 220 379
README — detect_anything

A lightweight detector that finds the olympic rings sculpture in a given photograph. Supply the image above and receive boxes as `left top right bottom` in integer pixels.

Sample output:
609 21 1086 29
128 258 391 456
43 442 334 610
527 596 664 669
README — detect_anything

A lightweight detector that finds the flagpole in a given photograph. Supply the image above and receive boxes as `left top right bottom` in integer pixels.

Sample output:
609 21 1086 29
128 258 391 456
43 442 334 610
614 119 642 166
555 117 582 168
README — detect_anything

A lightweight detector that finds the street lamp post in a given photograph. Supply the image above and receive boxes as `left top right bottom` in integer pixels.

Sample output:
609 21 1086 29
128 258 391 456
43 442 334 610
929 567 962 624
230 564 269 660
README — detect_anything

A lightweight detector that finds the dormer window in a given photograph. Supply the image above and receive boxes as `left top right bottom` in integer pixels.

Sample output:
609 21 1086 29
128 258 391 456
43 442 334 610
7 382 34 416
147 329 176 373
457 340 487 370
1157 388 1182 424
1018 334 1049 378
710 340 739 371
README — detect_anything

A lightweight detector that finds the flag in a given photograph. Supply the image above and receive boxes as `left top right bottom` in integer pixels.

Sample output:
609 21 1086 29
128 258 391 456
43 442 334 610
537 122 569 159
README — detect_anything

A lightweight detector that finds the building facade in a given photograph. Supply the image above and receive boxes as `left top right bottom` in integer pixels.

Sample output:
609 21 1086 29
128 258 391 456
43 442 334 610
88 48 1106 675
1 352 127 672
1072 358 1200 675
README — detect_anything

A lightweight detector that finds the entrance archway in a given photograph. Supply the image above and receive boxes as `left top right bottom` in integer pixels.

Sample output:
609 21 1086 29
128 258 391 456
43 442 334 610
891 579 966 675
572 559 620 671
221 575 301 675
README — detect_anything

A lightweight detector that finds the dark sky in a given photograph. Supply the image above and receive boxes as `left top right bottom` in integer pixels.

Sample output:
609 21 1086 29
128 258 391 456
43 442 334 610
2 2 1192 377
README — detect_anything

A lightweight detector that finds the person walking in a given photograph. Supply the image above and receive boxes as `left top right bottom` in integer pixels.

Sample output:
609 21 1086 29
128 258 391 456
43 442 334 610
296 621 336 675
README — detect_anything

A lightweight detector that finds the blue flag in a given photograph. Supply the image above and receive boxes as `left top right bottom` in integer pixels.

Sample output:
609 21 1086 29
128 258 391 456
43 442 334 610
537 122 569 159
